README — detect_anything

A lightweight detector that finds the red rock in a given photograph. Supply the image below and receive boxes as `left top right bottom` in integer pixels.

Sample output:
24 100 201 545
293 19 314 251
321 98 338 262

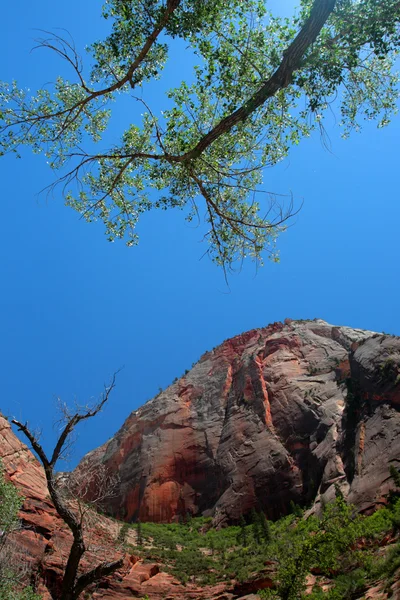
4 319 400 599
76 319 399 524
232 567 275 596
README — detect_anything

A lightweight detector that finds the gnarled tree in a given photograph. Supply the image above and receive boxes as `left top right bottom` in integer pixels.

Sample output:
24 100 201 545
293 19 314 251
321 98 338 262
0 0 400 268
12 374 123 600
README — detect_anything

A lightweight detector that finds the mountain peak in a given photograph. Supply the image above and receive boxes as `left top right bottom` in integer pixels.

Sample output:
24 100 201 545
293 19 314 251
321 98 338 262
74 320 399 525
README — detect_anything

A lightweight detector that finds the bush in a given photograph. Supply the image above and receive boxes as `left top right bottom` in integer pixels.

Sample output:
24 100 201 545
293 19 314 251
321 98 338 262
0 461 40 600
0 459 21 539
0 579 42 600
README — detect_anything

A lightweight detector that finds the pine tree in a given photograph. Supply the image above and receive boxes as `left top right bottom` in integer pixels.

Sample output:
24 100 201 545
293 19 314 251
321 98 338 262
259 511 271 544
209 538 215 556
334 483 345 501
238 516 247 547
390 465 400 489
137 519 143 547
289 500 303 518
250 509 261 545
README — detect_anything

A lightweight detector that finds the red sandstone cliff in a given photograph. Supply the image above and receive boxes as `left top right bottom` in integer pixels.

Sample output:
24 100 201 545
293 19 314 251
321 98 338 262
74 319 400 525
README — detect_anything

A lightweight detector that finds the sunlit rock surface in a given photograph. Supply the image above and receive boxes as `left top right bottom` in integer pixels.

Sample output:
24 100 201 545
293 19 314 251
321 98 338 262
75 319 400 524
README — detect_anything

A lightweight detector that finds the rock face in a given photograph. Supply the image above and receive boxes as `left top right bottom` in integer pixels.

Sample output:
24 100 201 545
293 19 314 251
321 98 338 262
346 335 400 511
75 319 400 525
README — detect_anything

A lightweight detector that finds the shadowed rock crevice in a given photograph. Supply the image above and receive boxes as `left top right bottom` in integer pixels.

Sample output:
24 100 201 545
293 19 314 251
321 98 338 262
339 378 363 484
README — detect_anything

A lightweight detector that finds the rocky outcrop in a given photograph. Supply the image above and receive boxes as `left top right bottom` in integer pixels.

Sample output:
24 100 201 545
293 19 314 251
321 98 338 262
0 414 233 599
345 335 400 512
74 319 400 525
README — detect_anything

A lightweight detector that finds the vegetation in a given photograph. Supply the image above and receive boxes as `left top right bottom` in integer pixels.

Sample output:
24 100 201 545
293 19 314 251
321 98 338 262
3 443 400 598
1 1 400 269
117 493 400 597
0 461 41 600
390 465 400 489
0 582 41 600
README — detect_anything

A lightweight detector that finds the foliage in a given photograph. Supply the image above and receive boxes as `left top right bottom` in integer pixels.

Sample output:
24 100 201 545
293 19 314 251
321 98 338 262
137 518 144 546
0 459 22 538
0 462 41 600
306 499 400 598
0 581 42 600
3 452 400 598
390 464 400 488
259 510 272 543
117 521 130 544
113 492 400 598
1 0 400 268
269 496 358 599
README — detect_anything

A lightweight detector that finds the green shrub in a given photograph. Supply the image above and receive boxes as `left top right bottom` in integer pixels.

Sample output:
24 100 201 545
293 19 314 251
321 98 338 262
0 459 22 537
0 579 42 600
0 461 41 600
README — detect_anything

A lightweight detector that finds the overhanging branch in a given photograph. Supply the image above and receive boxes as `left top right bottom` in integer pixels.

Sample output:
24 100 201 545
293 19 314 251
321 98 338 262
178 0 337 162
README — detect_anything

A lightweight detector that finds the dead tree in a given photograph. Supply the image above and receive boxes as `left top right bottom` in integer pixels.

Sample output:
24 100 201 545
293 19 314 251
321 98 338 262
12 373 123 600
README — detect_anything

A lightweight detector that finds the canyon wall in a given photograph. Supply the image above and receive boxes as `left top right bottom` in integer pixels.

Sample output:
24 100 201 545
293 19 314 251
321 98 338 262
75 319 400 524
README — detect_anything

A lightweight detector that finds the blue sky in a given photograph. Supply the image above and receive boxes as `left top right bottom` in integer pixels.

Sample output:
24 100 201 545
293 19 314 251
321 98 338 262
1 1 399 468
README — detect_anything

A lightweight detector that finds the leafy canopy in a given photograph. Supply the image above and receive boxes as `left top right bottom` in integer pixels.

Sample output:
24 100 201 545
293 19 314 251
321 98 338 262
117 493 400 596
0 0 399 268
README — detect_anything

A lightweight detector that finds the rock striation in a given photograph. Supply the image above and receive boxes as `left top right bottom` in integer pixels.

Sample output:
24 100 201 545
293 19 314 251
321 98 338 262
75 319 400 525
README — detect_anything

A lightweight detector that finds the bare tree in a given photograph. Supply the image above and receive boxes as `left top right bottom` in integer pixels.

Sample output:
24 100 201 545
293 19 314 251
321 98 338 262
0 459 38 595
12 373 124 600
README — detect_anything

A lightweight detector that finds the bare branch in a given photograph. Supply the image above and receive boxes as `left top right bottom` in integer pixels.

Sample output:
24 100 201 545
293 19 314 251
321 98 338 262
11 372 122 600
1 0 182 141
33 29 92 94
189 168 294 233
11 420 49 468
50 370 119 467
74 558 124 598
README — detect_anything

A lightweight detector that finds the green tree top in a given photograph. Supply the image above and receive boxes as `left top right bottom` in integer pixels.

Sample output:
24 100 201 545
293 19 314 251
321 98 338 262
1 0 399 269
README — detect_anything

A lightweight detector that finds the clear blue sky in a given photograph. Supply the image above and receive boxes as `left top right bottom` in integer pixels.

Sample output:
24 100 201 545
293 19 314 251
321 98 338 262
1 1 399 468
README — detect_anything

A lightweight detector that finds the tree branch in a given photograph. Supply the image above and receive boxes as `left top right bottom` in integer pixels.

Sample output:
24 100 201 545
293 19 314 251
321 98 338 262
11 421 50 468
74 558 124 598
50 370 118 467
177 0 337 162
12 418 81 538
12 372 121 600
3 0 182 138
